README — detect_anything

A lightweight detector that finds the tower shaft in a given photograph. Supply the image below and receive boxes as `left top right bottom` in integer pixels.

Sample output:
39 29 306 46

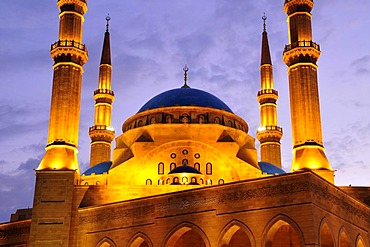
283 0 333 182
257 19 283 168
89 22 115 167
37 0 88 171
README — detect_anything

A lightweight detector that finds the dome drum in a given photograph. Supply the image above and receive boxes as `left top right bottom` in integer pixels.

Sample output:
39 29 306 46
122 106 249 134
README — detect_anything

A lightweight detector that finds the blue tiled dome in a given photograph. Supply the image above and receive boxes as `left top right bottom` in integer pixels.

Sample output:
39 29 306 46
82 161 112 176
138 87 233 113
258 162 286 175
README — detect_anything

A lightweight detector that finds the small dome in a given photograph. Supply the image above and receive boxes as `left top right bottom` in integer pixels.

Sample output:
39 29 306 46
138 87 233 113
82 161 112 176
168 165 202 175
258 162 286 175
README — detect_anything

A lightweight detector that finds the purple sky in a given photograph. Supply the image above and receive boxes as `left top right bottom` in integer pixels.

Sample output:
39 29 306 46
0 0 369 222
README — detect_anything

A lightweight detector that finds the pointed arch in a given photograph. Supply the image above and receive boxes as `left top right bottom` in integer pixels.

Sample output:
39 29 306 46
96 237 117 247
339 227 350 247
319 218 335 247
127 232 153 247
218 220 255 247
262 214 304 247
163 221 210 247
356 235 366 247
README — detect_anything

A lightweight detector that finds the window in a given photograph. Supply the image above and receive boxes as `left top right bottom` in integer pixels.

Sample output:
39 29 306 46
194 162 200 171
182 159 188 166
181 113 189 123
182 177 188 184
146 179 152 185
166 115 172 123
170 162 176 171
214 117 221 124
199 115 205 124
158 162 164 174
150 117 156 124
206 162 212 175
218 179 224 185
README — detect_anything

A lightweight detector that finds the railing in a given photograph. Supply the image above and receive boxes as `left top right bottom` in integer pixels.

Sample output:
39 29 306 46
284 40 320 52
89 125 115 132
258 89 278 96
94 89 114 96
51 40 87 52
257 126 283 132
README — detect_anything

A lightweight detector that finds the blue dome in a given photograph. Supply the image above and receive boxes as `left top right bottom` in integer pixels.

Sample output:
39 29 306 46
82 161 112 176
258 162 286 175
138 87 233 113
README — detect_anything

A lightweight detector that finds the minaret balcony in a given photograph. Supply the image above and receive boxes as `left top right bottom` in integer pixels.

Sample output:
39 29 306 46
283 41 321 66
89 125 115 142
51 40 88 64
256 126 283 142
94 89 114 96
257 89 278 104
284 41 320 53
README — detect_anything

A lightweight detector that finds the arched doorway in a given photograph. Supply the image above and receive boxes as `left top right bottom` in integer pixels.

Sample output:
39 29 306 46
356 235 366 247
128 233 152 247
320 221 334 247
96 237 117 247
164 222 209 247
218 220 254 247
264 218 303 247
339 228 350 247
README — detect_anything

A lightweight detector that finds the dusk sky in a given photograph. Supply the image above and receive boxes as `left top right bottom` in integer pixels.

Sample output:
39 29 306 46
0 0 369 222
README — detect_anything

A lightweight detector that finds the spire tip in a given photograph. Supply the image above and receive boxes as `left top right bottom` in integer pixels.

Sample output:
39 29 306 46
182 65 190 88
106 14 111 32
262 13 267 32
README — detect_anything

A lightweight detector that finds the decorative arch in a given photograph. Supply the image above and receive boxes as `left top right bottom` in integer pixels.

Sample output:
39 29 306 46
262 214 305 247
163 221 210 247
218 220 255 247
319 218 335 247
356 235 366 247
96 237 117 247
339 227 350 247
127 232 153 247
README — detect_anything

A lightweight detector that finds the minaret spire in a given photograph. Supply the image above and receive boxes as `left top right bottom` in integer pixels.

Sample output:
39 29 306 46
283 0 334 182
181 65 190 88
257 14 283 168
89 16 115 167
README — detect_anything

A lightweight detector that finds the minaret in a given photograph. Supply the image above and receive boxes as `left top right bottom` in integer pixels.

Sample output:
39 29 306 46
37 0 88 171
30 0 87 245
89 16 115 167
283 0 334 182
257 15 283 168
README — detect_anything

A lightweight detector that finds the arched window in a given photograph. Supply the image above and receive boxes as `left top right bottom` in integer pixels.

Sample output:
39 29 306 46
190 177 197 184
182 177 188 184
206 163 212 175
182 159 188 166
200 178 204 184
198 115 205 124
206 179 212 185
170 162 176 171
214 117 221 124
194 162 200 171
218 179 224 185
158 162 164 175
137 120 143 127
158 179 164 185
166 115 172 123
96 181 101 185
166 178 170 184
181 113 189 123
172 177 180 184
150 117 156 124
146 179 152 185
227 120 233 127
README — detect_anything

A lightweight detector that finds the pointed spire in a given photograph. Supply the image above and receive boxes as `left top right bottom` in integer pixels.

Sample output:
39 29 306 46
261 14 272 66
181 65 190 88
100 15 112 65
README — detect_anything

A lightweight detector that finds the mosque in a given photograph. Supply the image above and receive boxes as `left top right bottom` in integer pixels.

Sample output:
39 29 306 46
0 0 369 246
